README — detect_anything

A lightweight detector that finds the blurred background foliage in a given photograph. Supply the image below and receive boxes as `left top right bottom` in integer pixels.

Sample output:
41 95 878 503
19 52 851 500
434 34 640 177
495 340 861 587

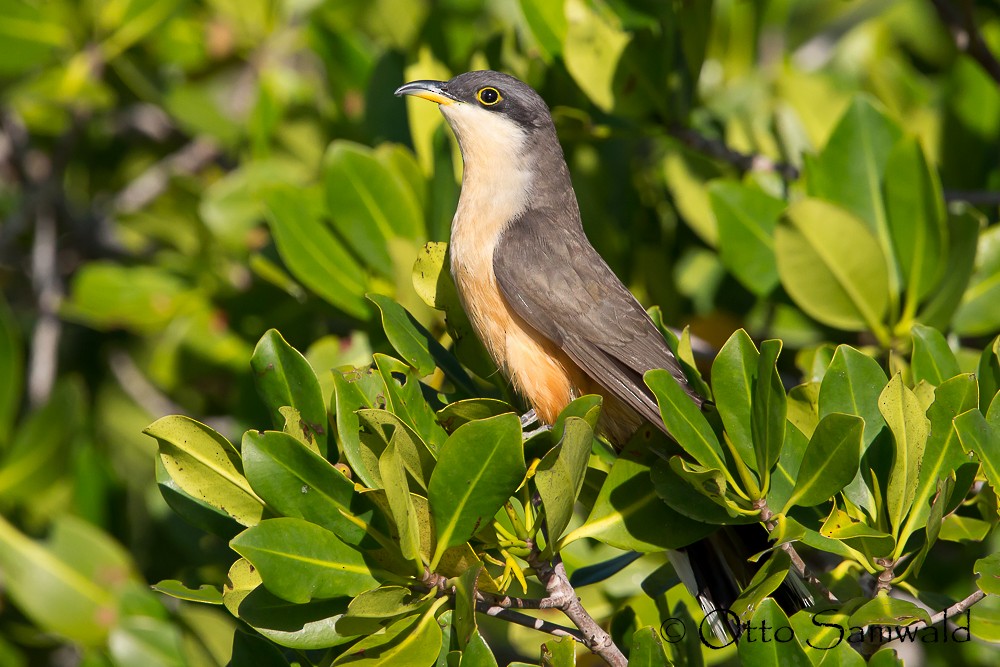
1 0 999 665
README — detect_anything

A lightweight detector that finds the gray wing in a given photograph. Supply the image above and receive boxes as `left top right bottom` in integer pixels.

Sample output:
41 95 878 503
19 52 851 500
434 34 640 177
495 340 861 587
493 210 702 429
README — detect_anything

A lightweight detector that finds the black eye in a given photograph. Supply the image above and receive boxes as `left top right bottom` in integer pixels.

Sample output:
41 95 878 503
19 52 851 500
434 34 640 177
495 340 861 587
476 87 501 106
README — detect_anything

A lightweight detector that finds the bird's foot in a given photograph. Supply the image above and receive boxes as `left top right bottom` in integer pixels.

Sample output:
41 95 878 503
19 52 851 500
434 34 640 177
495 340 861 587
519 409 538 429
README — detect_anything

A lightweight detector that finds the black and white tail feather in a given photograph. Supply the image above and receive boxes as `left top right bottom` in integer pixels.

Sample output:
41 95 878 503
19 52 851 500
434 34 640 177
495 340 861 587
669 525 815 642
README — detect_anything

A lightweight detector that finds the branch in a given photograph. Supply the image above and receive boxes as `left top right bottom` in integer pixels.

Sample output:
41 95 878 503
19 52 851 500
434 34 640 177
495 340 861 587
757 501 840 604
527 549 627 667
668 126 801 182
930 0 1000 86
881 589 986 646
109 138 220 215
476 601 584 641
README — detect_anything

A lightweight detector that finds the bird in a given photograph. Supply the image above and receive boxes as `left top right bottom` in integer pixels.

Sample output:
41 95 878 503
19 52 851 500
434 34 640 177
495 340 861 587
395 70 811 638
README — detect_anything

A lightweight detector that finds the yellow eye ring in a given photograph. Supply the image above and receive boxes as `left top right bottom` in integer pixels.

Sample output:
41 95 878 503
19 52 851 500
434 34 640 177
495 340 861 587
476 87 502 106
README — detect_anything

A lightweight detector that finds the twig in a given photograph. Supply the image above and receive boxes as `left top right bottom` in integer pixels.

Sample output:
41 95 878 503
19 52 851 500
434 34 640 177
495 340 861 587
110 138 220 215
528 550 627 667
944 190 1000 206
874 589 986 648
668 126 801 182
757 500 840 604
476 601 584 641
27 203 62 407
930 0 1000 86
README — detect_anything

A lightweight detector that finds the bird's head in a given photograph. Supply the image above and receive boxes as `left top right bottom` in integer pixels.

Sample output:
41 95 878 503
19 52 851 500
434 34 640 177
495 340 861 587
395 71 573 217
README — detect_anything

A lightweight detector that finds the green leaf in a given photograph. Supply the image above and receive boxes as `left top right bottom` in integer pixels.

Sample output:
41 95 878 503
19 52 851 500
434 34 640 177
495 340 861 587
562 0 630 112
919 209 983 330
367 293 437 378
938 514 991 542
752 339 786 482
782 413 863 512
263 186 369 319
848 593 931 627
954 409 1000 497
536 417 593 542
323 141 423 277
518 0 567 60
954 222 1000 335
565 449 714 551
737 599 811 666
819 346 888 447
152 580 223 605
0 515 129 646
709 181 783 296
978 337 1000 415
0 380 81 501
776 199 890 335
627 626 669 667
884 137 946 310
0 296 22 444
652 457 756 525
242 430 380 547
428 414 525 568
895 373 976 553
224 558 356 650
820 508 895 558
108 616 186 667
230 518 380 604
789 601 867 664
766 423 809 514
332 369 383 489
805 96 903 293
729 549 791 622
145 416 264 526
372 354 449 450
910 324 960 386
711 329 759 469
332 600 445 667
452 564 481 650
879 374 931 536
645 369 727 472
460 630 498 667
378 438 423 574
251 329 328 456
974 552 1000 595
357 408 437 491
540 635 576 667
436 399 515 433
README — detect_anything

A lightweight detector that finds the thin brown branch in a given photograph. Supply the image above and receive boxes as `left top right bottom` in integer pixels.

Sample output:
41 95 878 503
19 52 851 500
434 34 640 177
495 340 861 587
757 500 840 604
930 0 1000 86
110 138 220 216
27 203 62 407
528 550 627 667
669 126 801 182
476 601 584 641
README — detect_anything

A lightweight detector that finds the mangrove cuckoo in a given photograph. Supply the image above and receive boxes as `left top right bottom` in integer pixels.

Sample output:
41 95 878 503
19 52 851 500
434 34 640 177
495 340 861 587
395 71 810 633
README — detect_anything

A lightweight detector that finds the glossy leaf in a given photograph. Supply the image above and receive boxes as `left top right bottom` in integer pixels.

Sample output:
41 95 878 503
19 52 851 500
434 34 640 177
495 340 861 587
242 430 379 547
645 369 726 472
848 593 931 627
251 329 328 456
919 209 983 330
776 198 890 333
428 414 525 568
879 374 930 535
263 186 369 319
974 552 1000 596
378 438 422 574
710 181 783 296
711 329 759 469
230 518 380 604
954 409 1000 496
323 140 423 277
910 324 960 386
145 416 264 526
331 601 444 667
535 417 593 541
954 222 1000 335
566 449 714 551
737 598 811 666
752 339 785 481
884 137 946 307
628 626 669 667
782 413 863 512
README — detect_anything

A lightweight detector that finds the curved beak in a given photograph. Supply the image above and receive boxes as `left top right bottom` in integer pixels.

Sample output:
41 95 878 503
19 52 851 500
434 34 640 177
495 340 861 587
394 80 459 106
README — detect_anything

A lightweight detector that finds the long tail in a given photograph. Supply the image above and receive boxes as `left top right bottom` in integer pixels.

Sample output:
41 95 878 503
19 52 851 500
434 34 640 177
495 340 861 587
669 524 814 642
